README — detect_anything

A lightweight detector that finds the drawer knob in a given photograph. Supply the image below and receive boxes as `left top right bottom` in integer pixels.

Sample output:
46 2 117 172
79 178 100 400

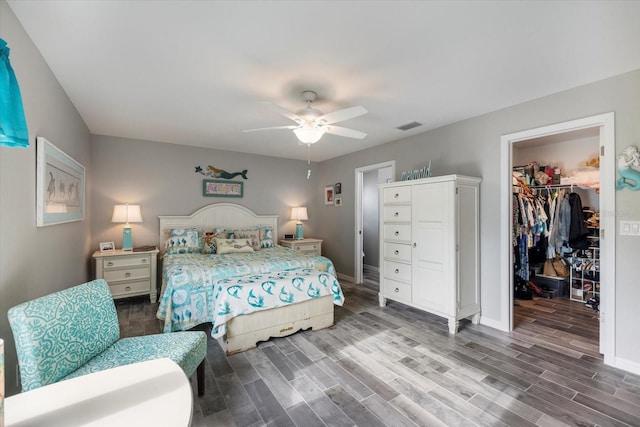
394 250 399 255
413 242 417 248
395 269 400 274
394 212 399 217
107 261 114 267
395 287 399 293
141 259 147 263
394 231 399 236
394 193 399 198
125 286 131 291
125 272 131 277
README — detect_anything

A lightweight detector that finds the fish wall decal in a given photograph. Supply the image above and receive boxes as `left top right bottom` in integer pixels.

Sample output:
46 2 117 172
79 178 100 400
195 165 248 180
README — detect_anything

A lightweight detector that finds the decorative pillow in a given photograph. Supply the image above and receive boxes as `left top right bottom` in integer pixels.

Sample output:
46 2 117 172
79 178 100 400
233 229 261 251
202 228 227 254
257 226 274 248
164 228 200 254
215 238 254 254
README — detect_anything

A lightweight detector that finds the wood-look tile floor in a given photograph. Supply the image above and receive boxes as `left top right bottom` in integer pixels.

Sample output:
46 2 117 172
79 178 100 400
116 282 640 426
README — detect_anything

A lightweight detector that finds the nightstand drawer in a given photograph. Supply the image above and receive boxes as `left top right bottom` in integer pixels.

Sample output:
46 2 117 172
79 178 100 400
102 255 150 269
108 279 151 297
103 266 150 283
291 243 320 252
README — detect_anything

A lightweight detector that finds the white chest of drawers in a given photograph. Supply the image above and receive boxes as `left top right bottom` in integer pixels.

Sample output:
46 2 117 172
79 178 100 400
93 248 159 302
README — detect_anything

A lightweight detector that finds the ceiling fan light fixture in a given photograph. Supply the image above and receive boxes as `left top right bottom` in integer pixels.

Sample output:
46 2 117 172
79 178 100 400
293 126 325 144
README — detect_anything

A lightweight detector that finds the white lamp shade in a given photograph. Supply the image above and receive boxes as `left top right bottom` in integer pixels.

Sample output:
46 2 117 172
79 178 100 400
293 127 325 144
290 207 308 221
111 204 143 223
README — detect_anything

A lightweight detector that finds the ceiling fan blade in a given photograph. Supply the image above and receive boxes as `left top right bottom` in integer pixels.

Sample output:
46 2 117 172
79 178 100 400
242 125 299 132
324 125 367 139
317 105 368 124
262 102 302 123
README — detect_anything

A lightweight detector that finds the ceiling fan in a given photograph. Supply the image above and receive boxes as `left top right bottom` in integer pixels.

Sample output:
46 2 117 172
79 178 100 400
243 91 368 145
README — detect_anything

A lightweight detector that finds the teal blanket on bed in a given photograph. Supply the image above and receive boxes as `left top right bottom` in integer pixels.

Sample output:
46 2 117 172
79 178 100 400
157 246 342 333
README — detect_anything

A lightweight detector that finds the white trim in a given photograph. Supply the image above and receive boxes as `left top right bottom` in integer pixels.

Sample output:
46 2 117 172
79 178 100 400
337 272 356 283
354 161 395 284
613 356 640 376
500 112 616 366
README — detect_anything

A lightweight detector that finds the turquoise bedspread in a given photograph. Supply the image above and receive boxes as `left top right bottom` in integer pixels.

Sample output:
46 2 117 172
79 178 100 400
157 246 342 333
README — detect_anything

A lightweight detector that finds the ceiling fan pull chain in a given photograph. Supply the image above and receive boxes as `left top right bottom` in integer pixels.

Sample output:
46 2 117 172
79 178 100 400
307 145 311 179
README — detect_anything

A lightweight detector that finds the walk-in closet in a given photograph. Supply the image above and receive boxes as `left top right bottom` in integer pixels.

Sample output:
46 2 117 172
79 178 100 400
511 128 602 357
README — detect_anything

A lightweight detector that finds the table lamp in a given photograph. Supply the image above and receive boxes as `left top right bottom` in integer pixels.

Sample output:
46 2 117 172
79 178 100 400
111 203 143 251
290 207 308 240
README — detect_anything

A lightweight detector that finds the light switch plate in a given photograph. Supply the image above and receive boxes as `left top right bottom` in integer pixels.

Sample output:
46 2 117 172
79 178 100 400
620 220 640 236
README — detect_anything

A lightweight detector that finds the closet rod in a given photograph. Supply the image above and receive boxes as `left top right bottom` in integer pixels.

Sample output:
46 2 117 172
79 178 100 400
529 184 574 190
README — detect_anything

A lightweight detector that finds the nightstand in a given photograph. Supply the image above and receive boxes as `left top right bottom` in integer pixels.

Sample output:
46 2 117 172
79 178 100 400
280 238 323 256
93 248 159 302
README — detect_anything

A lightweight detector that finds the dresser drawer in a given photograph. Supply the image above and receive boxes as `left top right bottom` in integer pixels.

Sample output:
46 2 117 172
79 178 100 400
383 260 411 283
384 242 411 262
383 205 411 222
383 278 411 303
383 186 411 204
102 255 150 269
108 279 151 298
103 266 150 283
291 243 320 253
383 224 411 243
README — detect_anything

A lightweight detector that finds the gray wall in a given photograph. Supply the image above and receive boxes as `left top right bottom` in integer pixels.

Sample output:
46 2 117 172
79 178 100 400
316 69 640 366
0 0 92 396
90 135 320 251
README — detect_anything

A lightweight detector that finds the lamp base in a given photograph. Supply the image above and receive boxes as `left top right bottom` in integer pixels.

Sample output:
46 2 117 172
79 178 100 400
295 223 304 240
122 226 133 251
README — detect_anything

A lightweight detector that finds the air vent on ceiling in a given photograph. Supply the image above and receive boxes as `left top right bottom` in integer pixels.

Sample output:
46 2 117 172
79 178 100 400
395 121 422 131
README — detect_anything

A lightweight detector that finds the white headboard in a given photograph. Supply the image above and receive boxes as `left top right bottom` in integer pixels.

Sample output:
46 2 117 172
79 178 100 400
159 203 278 248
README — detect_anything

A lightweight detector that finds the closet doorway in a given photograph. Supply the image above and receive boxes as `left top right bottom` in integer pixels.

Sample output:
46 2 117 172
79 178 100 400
354 161 395 286
500 112 616 366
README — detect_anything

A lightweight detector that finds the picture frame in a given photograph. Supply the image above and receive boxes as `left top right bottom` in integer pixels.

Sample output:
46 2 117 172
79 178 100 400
335 197 343 207
334 182 342 194
36 137 85 227
203 179 243 197
100 241 115 252
324 186 334 205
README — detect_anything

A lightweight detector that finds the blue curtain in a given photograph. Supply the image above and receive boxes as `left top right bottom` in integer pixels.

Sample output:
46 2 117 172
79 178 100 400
0 38 28 148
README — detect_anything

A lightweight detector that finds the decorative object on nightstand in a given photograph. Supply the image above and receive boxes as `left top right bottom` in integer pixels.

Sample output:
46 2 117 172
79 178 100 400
93 247 159 302
280 238 322 256
111 203 143 251
290 206 308 240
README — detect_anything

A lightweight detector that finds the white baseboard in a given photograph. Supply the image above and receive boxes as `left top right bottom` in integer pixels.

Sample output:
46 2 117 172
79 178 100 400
613 356 640 376
337 272 356 283
479 316 509 332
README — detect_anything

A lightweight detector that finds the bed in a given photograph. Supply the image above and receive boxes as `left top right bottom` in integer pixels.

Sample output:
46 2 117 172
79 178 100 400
156 203 344 354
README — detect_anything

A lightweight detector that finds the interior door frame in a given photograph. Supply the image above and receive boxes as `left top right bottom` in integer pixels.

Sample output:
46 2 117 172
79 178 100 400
354 161 395 284
500 112 615 364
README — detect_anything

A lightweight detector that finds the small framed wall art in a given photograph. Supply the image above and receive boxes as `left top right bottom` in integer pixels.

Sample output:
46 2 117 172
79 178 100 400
335 197 343 207
203 179 243 197
324 186 334 205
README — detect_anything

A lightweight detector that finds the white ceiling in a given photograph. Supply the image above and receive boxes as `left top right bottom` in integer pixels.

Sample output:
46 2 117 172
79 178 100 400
7 1 640 162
